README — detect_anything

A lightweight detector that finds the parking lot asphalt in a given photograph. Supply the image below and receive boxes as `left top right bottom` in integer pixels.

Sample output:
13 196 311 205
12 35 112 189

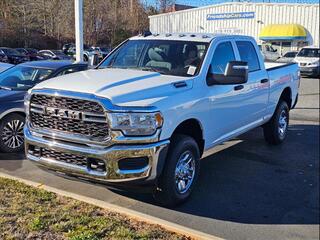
291 76 319 122
0 77 319 240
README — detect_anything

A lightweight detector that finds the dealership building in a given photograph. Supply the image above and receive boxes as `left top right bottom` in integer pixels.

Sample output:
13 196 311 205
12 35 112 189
149 2 319 54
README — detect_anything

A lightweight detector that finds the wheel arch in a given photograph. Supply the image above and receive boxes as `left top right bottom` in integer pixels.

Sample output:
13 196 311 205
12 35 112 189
0 109 25 122
170 118 205 157
279 87 292 109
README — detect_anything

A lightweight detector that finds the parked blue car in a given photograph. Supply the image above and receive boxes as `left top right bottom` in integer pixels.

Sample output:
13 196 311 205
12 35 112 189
0 61 88 153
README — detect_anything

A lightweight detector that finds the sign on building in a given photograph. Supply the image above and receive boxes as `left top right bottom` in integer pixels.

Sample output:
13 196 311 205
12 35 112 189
213 28 244 34
207 12 255 21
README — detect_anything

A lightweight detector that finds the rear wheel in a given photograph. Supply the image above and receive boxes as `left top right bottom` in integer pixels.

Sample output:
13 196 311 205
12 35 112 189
153 134 200 207
263 100 289 145
0 114 25 153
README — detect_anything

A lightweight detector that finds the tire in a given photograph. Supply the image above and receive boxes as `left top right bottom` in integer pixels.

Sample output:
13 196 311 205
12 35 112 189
263 100 289 145
153 134 200 207
83 55 88 62
0 114 25 153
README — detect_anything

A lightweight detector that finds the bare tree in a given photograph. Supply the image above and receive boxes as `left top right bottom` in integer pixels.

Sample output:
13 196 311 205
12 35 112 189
0 0 158 49
157 0 176 13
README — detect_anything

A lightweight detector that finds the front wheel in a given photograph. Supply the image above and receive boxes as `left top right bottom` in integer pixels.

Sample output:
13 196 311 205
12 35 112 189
0 114 25 153
153 134 200 207
263 100 289 145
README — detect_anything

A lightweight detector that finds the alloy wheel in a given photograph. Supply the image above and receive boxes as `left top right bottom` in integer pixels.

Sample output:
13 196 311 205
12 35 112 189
2 119 25 149
278 109 288 139
174 150 196 194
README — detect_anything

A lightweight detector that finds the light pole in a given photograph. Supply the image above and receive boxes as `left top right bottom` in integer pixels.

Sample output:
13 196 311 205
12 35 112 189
75 0 83 62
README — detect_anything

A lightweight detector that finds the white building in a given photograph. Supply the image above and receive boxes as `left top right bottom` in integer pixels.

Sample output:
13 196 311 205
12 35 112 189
149 2 319 54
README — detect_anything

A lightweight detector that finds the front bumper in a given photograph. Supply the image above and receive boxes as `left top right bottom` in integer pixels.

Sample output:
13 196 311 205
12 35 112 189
300 66 320 76
24 127 169 184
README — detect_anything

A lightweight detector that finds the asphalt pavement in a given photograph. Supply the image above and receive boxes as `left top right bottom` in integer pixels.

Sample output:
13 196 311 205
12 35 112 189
291 75 319 122
0 77 319 240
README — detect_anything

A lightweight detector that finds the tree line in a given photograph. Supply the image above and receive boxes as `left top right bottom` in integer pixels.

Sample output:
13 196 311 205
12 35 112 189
0 0 174 49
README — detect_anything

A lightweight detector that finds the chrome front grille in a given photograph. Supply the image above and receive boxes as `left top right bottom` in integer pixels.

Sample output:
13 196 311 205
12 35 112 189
31 94 104 114
29 94 109 141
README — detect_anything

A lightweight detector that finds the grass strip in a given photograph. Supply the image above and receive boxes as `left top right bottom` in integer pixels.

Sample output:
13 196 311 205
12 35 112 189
0 177 190 240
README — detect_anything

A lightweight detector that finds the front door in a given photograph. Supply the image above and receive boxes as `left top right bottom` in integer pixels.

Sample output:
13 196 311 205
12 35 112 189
205 40 250 146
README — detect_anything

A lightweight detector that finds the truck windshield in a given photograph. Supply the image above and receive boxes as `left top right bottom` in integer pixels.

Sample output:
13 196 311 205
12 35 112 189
297 48 320 58
99 40 209 77
0 65 53 91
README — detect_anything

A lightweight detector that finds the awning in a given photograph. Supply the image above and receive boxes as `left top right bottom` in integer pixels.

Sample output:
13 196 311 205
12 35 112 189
259 24 307 41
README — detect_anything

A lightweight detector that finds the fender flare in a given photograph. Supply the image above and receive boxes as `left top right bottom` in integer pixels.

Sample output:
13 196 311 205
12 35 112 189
0 108 25 121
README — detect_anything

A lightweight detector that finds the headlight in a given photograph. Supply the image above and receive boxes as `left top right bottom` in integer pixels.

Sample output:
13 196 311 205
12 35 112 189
107 112 163 136
24 89 32 115
308 61 319 66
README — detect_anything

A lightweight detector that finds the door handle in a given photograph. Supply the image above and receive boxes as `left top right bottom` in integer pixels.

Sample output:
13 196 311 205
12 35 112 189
260 79 269 83
234 85 244 91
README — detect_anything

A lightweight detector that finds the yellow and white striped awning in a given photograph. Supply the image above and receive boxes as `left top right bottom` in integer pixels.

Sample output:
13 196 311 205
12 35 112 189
259 24 307 41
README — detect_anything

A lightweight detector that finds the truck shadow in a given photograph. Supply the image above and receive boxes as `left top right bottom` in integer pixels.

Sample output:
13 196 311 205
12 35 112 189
113 124 319 224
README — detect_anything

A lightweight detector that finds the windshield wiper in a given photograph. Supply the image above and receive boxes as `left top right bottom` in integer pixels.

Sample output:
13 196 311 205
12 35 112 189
139 67 167 75
0 86 12 91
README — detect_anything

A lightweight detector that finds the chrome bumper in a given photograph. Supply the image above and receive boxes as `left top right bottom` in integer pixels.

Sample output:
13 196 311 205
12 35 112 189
24 127 169 183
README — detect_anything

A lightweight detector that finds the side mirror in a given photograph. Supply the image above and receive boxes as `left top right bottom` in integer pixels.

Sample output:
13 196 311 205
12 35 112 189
207 61 249 86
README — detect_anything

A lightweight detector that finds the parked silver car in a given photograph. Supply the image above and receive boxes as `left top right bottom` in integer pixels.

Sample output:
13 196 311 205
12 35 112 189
276 51 298 63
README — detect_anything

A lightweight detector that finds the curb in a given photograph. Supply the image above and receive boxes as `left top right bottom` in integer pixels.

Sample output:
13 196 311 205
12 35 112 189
0 172 223 240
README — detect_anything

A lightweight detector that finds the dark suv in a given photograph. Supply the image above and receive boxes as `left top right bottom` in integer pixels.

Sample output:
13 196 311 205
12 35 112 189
0 47 29 64
15 48 45 61
0 60 88 152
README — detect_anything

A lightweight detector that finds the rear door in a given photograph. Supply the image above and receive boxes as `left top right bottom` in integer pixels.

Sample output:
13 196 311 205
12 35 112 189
235 40 269 124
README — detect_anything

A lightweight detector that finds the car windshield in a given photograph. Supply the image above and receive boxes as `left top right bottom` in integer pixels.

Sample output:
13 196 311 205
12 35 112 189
297 48 320 58
98 40 209 77
283 52 297 58
16 49 27 54
1 48 21 55
0 65 53 91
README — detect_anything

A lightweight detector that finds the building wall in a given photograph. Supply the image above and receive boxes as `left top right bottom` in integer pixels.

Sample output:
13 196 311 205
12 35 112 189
149 3 319 47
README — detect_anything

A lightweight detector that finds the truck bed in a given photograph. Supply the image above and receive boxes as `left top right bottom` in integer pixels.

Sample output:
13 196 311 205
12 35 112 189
265 62 295 71
265 61 299 113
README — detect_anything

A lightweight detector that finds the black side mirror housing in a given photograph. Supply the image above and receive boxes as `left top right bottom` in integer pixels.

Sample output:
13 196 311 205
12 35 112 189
207 61 249 86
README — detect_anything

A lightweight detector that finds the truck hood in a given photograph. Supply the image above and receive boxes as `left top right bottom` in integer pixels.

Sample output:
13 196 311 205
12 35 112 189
33 68 193 107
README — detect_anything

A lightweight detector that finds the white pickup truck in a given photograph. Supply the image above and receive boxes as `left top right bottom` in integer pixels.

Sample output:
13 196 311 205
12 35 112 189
24 33 300 206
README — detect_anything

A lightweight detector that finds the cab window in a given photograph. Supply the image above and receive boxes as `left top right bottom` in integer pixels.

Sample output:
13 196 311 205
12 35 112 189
210 41 235 74
236 41 260 72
